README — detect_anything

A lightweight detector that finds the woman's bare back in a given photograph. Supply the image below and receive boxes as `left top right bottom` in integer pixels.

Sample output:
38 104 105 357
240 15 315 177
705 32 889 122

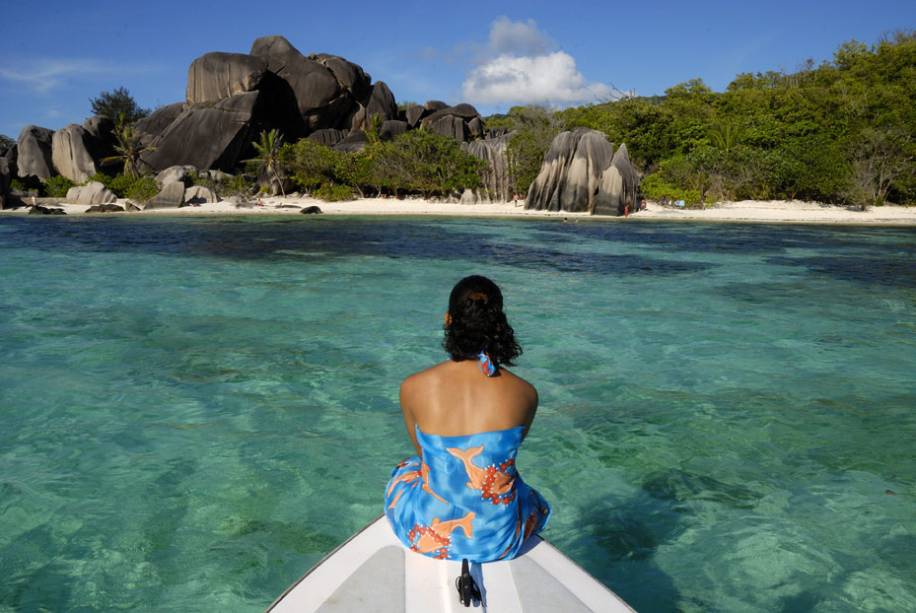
399 359 538 454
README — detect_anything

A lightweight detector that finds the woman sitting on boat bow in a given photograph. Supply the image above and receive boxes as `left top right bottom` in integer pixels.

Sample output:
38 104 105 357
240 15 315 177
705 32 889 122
384 275 551 562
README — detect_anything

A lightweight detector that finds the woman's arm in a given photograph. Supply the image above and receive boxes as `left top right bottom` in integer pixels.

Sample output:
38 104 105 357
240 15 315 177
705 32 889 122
399 376 422 455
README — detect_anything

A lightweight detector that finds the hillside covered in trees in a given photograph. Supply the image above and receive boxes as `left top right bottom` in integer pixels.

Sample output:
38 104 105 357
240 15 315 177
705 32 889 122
491 32 915 207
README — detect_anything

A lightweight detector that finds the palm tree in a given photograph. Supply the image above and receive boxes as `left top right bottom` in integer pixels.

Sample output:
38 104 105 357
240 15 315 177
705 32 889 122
248 129 286 196
709 122 739 154
102 113 154 178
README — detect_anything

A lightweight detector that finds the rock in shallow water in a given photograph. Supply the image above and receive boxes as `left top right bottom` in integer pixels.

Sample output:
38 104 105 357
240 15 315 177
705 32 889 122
300 205 322 214
85 203 125 213
28 205 65 215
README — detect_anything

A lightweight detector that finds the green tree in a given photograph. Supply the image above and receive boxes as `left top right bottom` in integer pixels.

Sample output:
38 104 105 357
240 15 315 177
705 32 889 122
847 126 914 209
102 114 155 178
89 87 150 123
247 129 286 196
282 138 346 191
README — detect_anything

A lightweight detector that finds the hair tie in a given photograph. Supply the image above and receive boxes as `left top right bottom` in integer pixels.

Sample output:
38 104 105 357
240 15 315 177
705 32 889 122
478 351 497 376
467 291 488 303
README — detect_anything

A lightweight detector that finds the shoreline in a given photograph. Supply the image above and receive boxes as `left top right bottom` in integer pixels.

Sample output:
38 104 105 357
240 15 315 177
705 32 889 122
2 196 915 227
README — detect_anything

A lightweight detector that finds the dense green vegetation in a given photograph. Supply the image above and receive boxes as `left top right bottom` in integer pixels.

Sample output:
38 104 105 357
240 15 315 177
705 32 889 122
89 172 158 202
280 129 483 200
548 32 914 206
42 176 74 197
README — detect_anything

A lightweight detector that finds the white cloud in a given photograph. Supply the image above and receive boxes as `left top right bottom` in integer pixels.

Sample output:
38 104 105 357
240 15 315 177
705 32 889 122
463 51 617 106
488 16 554 56
0 58 160 93
462 18 622 107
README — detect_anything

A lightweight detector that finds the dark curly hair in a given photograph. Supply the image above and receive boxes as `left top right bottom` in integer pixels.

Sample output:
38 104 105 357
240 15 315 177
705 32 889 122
443 275 522 367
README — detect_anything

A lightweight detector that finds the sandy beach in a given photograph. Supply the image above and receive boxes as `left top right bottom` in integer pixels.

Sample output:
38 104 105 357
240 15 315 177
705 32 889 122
2 196 914 225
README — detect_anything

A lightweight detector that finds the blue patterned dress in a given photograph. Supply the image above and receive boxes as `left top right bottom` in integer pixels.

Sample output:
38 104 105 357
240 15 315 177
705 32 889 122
384 424 551 562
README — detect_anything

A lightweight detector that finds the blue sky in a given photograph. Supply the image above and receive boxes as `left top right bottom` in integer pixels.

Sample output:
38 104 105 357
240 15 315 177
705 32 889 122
1 0 913 137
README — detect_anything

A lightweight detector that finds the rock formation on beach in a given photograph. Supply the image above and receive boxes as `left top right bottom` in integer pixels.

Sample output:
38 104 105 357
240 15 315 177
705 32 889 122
525 128 640 215
8 33 523 204
17 126 54 181
0 158 10 210
461 134 512 203
127 35 492 171
65 181 118 206
51 124 101 183
141 92 260 172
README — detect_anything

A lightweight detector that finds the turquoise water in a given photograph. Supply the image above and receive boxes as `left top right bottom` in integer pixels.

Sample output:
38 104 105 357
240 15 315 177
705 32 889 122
0 215 914 612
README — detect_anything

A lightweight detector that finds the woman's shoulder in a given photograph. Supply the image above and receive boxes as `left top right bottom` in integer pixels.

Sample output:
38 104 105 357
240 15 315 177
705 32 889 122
402 360 450 382
498 367 538 405
400 361 450 395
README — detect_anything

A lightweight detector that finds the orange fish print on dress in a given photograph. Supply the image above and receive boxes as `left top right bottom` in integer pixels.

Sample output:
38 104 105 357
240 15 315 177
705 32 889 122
407 512 475 559
447 445 516 505
387 458 447 508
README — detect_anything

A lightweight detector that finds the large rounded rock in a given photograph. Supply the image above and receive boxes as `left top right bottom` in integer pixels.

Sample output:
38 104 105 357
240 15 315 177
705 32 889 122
65 181 118 205
184 185 217 204
144 181 186 209
0 156 10 210
422 104 481 128
365 81 397 121
251 35 354 132
1 144 17 177
404 104 425 128
186 52 267 105
16 125 54 180
467 116 485 140
155 165 198 188
526 129 638 215
51 124 99 183
593 144 640 215
310 53 371 101
83 116 115 143
333 130 369 153
380 120 408 140
0 146 16 209
135 103 186 146
428 115 468 141
424 100 448 112
445 103 480 120
142 92 259 172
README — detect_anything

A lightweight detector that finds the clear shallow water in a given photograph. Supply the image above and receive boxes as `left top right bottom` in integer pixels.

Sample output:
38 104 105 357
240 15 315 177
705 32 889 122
0 215 914 612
